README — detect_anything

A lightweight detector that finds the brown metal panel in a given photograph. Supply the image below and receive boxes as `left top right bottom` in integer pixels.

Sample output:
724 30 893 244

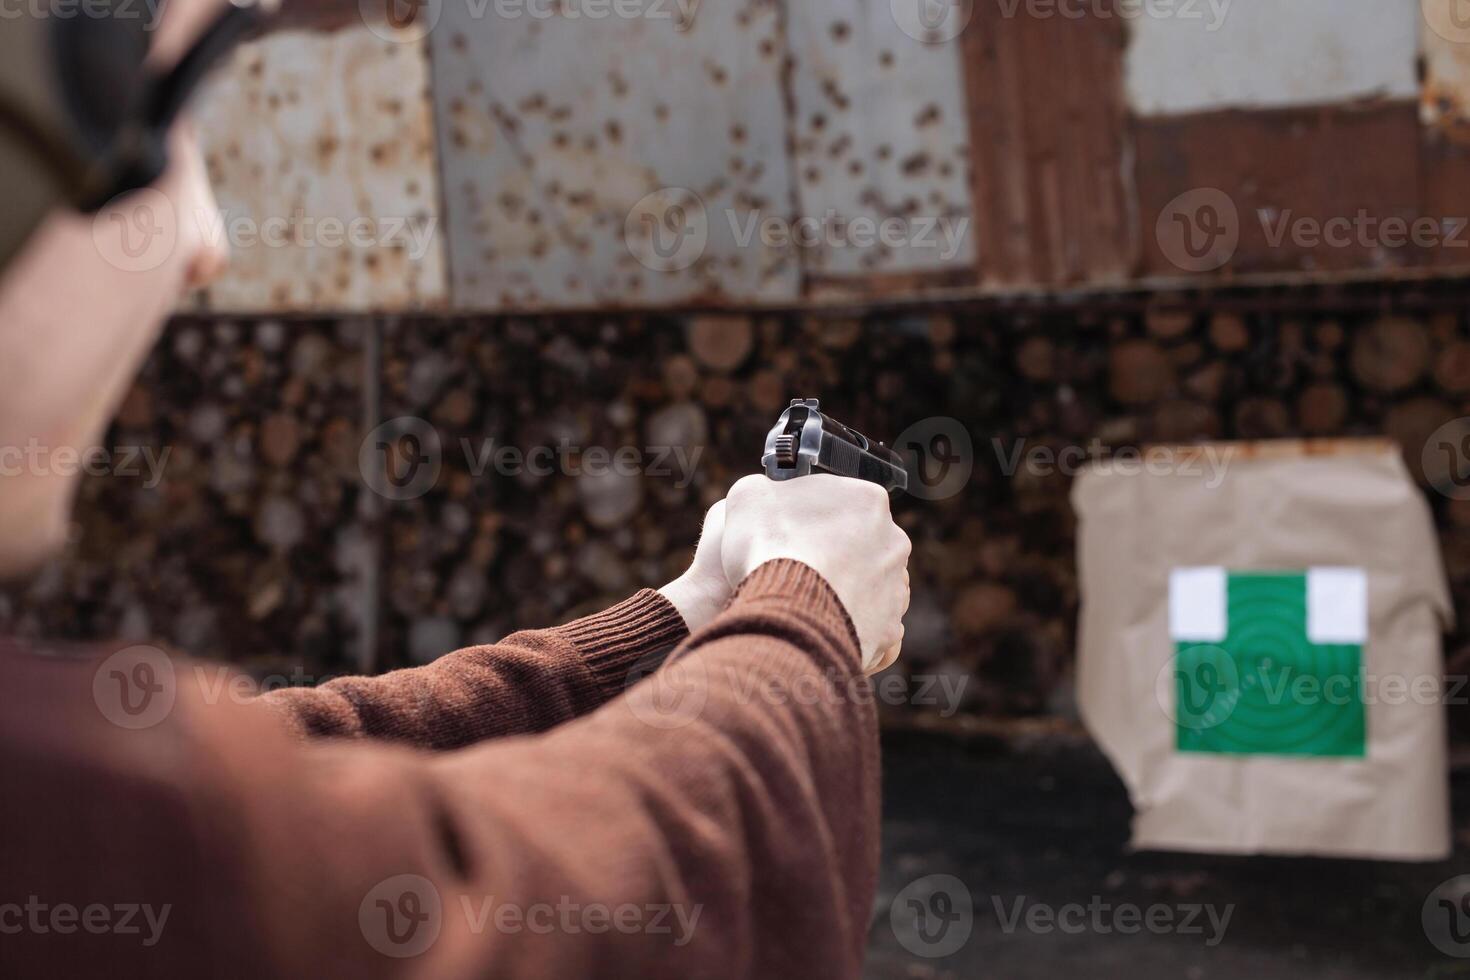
1135 102 1425 278
960 5 1136 289
1422 131 1470 271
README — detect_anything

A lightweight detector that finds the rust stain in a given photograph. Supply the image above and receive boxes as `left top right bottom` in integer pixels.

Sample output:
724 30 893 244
430 0 800 310
780 3 976 287
1422 5 1470 142
188 27 447 313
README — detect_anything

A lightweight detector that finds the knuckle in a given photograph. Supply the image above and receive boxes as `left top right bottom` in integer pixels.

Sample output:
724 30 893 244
729 475 765 502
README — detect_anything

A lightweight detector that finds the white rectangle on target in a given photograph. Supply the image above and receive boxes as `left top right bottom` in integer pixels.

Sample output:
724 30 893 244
1169 566 1227 642
1307 567 1368 645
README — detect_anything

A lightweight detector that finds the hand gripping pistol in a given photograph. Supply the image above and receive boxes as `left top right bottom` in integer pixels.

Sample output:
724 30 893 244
762 399 909 495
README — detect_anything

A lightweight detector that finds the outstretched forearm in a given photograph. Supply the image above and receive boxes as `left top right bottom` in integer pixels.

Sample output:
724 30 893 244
259 589 689 748
0 560 880 978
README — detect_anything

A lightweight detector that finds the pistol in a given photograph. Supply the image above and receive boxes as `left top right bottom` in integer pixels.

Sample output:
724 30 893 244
762 398 908 495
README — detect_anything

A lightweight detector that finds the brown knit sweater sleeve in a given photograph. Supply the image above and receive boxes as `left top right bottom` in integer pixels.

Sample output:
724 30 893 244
0 560 880 979
259 589 688 748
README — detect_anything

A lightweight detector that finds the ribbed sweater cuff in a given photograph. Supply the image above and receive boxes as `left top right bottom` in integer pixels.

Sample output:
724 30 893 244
556 589 689 703
728 559 862 663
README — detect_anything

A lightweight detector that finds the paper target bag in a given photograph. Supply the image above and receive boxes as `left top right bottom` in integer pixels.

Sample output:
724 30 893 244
1072 440 1454 860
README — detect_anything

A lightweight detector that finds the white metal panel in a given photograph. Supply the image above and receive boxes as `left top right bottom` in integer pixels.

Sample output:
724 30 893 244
1423 0 1470 131
190 27 447 312
783 1 976 277
430 0 800 310
1125 0 1418 116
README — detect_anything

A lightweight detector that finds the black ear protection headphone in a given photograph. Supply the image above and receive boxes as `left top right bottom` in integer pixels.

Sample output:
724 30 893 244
0 0 273 274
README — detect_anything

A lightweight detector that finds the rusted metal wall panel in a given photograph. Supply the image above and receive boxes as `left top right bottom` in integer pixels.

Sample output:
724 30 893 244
174 2 1470 309
960 2 1137 288
782 2 976 287
1123 0 1439 281
429 1 800 311
1135 103 1424 277
190 28 447 313
1124 0 1418 116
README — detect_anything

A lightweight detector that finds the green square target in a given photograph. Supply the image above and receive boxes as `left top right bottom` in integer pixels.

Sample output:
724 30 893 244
1169 569 1367 758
